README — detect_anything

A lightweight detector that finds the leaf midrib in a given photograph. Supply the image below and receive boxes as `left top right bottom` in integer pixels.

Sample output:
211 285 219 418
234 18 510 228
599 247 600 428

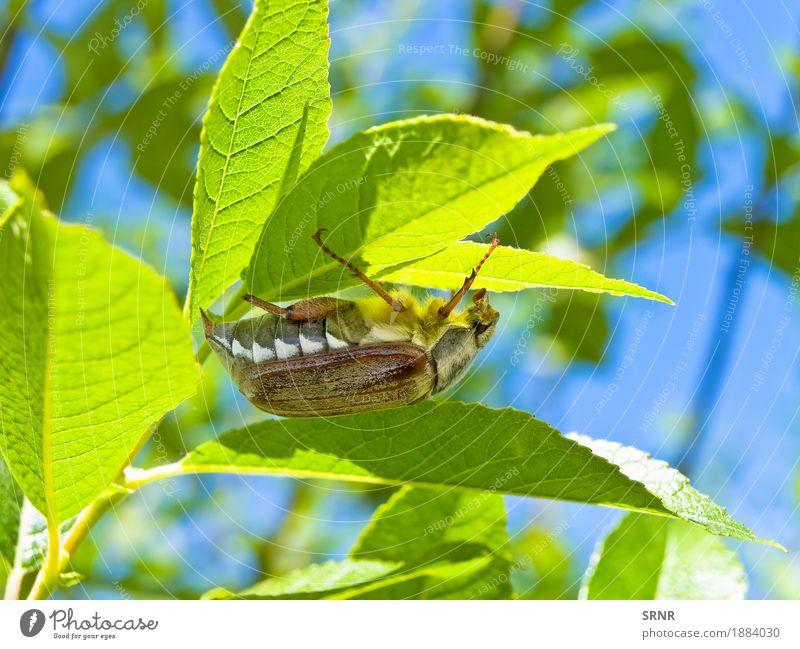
163 460 672 515
389 265 667 300
40 253 58 527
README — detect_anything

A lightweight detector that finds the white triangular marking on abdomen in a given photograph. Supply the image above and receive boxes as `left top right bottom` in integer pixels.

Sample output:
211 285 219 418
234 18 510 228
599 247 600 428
252 341 276 363
232 339 253 360
300 332 326 355
275 338 301 359
325 331 350 350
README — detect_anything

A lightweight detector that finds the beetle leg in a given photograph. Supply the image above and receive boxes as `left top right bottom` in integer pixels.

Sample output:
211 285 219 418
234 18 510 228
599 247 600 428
243 294 346 322
437 236 499 319
313 229 404 312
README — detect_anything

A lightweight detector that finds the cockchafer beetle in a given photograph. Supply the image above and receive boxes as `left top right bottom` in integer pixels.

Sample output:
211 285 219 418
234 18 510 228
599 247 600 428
201 230 500 417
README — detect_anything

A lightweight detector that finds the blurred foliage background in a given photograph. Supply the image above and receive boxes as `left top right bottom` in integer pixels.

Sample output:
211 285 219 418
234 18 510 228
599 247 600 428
0 0 798 599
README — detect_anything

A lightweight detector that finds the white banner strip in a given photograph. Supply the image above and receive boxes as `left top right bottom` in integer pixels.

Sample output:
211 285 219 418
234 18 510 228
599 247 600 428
1 600 798 647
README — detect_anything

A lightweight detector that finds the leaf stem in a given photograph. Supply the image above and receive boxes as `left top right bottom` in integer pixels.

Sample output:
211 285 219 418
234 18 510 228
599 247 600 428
3 566 24 600
124 462 187 490
4 498 34 600
36 514 61 598
27 489 123 600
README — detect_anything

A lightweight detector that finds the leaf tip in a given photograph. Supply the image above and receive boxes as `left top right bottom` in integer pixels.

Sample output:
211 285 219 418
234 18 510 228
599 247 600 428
767 539 788 553
652 292 675 305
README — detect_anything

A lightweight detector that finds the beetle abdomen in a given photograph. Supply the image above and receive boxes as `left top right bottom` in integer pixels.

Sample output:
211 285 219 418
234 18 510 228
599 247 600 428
210 313 356 365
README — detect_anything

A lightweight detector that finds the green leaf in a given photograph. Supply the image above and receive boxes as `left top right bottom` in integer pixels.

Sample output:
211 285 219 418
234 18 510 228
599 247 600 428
333 556 500 600
244 115 614 301
351 486 512 598
186 0 331 324
353 486 509 565
0 491 78 593
0 177 47 522
206 556 500 600
208 485 512 600
149 401 778 546
0 174 199 523
0 456 22 567
580 513 747 599
205 559 401 599
510 525 578 599
566 434 781 548
14 502 55 573
380 241 671 302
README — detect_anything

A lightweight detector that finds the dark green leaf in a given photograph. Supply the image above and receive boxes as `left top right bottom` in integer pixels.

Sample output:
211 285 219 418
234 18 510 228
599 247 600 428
143 401 779 546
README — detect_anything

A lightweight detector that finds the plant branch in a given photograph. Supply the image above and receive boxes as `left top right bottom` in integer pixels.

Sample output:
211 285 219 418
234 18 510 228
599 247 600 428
3 497 33 600
3 565 25 600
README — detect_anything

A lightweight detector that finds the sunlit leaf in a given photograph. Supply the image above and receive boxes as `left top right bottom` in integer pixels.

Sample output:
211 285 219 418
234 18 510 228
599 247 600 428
0 456 21 567
567 434 780 547
205 559 401 599
0 174 199 522
381 241 670 302
245 116 615 301
186 0 331 324
580 513 747 599
205 556 499 600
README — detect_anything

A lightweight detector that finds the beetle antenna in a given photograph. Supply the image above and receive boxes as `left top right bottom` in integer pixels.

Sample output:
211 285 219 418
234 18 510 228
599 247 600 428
312 229 404 312
437 236 499 319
